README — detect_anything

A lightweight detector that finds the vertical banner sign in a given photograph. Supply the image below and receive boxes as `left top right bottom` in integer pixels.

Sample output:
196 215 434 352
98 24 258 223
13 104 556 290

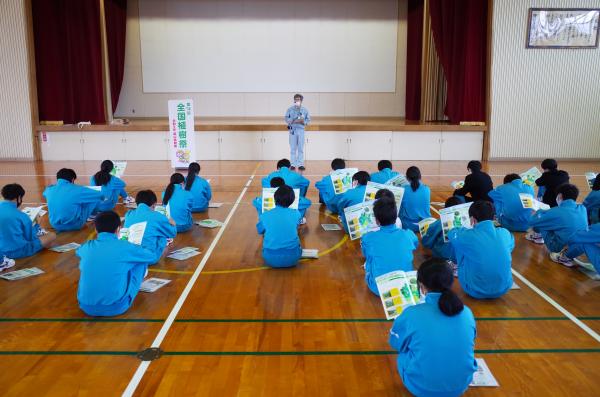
168 99 196 169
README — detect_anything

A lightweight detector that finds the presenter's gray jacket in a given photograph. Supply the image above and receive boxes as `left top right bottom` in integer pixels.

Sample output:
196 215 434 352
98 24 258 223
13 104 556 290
285 106 311 134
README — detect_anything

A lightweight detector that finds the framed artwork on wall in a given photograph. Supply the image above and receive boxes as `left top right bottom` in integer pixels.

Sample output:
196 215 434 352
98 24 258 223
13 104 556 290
526 8 599 48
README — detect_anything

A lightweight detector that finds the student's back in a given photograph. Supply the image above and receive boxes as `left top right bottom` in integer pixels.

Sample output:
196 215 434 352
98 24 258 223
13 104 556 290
583 188 600 225
90 174 126 211
336 184 367 231
262 161 310 196
370 168 399 184
315 159 347 212
400 184 431 231
529 199 588 250
162 173 194 233
489 177 534 232
184 163 212 212
124 203 177 264
0 201 42 259
535 159 569 207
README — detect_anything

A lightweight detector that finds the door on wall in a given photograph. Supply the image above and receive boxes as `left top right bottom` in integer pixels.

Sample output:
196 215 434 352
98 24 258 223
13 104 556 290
391 131 442 160
39 131 84 161
304 131 349 160
440 132 483 161
347 132 393 160
262 131 292 160
126 132 169 160
218 131 262 160
195 132 220 160
82 132 126 161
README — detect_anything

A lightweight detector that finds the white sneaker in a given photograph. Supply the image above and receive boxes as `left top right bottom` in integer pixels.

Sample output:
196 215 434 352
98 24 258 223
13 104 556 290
0 256 16 272
549 252 575 268
299 217 307 225
87 214 97 222
36 227 49 237
447 260 458 277
525 231 544 244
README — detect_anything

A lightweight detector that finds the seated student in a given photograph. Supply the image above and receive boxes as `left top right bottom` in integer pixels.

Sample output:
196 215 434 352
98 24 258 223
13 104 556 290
256 185 302 268
184 162 212 213
449 201 514 299
315 158 346 212
453 160 493 202
583 177 600 225
262 159 310 197
535 158 569 207
488 173 535 232
370 160 399 184
361 196 418 295
389 259 477 397
90 160 128 212
252 177 310 223
555 223 600 270
527 183 588 257
334 171 370 232
124 190 177 265
421 197 462 261
0 183 56 259
162 173 194 233
43 168 105 232
76 211 155 317
400 166 431 232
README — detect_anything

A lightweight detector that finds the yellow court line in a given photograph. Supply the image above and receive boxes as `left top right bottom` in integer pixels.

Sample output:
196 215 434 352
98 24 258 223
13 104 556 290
148 268 194 275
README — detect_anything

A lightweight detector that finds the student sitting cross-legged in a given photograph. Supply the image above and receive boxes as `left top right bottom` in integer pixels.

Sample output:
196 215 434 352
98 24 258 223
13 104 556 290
535 158 570 208
0 183 56 259
256 185 302 268
124 190 177 265
43 168 105 232
315 158 346 213
389 259 477 397
335 171 370 233
556 223 600 271
400 166 431 232
76 211 156 317
488 173 535 232
262 158 310 197
90 160 128 212
421 196 462 262
449 200 514 299
526 184 588 265
184 162 212 213
361 196 418 295
453 160 493 202
370 160 399 184
162 173 194 233
253 177 310 223
583 176 600 225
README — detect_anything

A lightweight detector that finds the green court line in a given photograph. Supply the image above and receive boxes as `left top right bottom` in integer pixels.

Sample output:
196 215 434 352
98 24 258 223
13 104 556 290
0 351 137 356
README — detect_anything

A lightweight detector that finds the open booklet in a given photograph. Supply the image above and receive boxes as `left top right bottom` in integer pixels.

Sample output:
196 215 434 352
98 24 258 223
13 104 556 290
519 167 542 187
344 201 379 240
440 202 473 242
21 206 46 224
49 242 81 253
154 205 171 218
85 185 102 192
385 174 408 187
585 172 597 190
519 193 550 211
331 168 359 195
261 188 300 212
451 180 464 190
416 217 437 238
139 277 171 293
363 182 405 210
110 161 127 178
118 221 147 245
196 219 223 228
0 267 44 281
470 358 499 387
376 270 421 320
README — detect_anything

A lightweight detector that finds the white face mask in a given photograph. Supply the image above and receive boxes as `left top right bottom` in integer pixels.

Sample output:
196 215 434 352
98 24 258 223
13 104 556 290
294 101 301 107
556 195 563 206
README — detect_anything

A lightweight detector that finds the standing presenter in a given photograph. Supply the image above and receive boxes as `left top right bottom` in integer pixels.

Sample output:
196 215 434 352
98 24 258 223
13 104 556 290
285 94 311 171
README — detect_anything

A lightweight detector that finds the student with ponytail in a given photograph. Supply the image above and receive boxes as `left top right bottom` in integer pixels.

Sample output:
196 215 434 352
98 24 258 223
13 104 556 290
162 173 194 233
389 259 477 397
399 166 431 232
184 162 212 212
90 160 129 211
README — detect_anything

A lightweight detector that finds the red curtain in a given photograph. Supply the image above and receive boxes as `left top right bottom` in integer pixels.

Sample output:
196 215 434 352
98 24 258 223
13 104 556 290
104 0 127 113
32 0 105 124
405 0 424 121
429 0 487 123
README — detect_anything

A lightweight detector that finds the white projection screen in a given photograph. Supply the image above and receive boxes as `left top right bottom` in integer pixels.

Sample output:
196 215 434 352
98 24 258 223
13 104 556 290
138 0 398 93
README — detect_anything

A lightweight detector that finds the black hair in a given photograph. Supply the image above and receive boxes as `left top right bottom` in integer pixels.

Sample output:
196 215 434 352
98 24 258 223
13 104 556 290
277 159 291 169
135 190 157 207
541 158 558 171
375 188 395 201
270 177 285 188
352 171 370 186
274 185 295 208
593 177 600 191
444 196 462 208
163 173 185 205
556 183 579 201
331 158 346 171
468 200 495 222
373 196 397 226
377 160 393 171
94 211 121 234
94 160 114 186
294 93 303 101
1 183 25 206
406 166 421 192
503 173 521 184
417 259 464 316
467 160 482 173
185 162 200 191
56 168 77 182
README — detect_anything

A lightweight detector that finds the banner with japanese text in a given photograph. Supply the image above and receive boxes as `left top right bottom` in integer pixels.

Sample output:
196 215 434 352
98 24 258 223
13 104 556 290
168 99 196 169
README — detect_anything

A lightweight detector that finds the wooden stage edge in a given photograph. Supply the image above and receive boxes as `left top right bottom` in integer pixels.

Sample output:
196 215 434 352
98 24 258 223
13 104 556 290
35 117 486 132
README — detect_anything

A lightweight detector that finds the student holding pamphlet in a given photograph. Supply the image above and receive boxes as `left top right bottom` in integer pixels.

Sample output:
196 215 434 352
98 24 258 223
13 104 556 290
489 173 535 232
0 184 56 259
262 159 310 197
184 162 212 212
43 168 105 232
370 160 399 184
253 177 310 223
535 159 570 207
162 173 194 233
335 171 371 233
76 211 155 317
453 161 493 202
90 160 129 212
583 177 600 225
421 197 462 261
389 259 477 397
256 186 302 268
449 201 514 299
315 158 346 212
399 166 431 232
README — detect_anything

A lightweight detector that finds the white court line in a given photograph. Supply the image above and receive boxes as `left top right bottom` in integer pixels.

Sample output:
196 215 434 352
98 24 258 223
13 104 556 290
1 173 593 178
121 167 259 397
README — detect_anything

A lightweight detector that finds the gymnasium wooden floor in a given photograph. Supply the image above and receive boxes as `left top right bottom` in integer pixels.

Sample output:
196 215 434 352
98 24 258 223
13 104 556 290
0 160 599 396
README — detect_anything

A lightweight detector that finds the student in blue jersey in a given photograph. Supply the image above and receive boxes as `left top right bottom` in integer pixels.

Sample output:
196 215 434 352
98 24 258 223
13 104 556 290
370 160 399 184
184 162 212 212
76 211 155 317
262 158 310 197
315 158 346 212
583 177 600 225
256 185 302 268
449 200 514 299
335 171 371 233
389 259 477 397
488 173 535 232
43 168 105 232
421 196 462 261
89 160 128 212
162 173 194 233
361 196 418 295
400 166 431 232
124 190 177 265
0 184 56 259
253 177 310 224
556 223 600 271
527 184 588 262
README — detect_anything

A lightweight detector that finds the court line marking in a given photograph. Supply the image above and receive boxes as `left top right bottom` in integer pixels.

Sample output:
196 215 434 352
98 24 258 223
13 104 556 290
0 174 593 178
122 163 261 397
